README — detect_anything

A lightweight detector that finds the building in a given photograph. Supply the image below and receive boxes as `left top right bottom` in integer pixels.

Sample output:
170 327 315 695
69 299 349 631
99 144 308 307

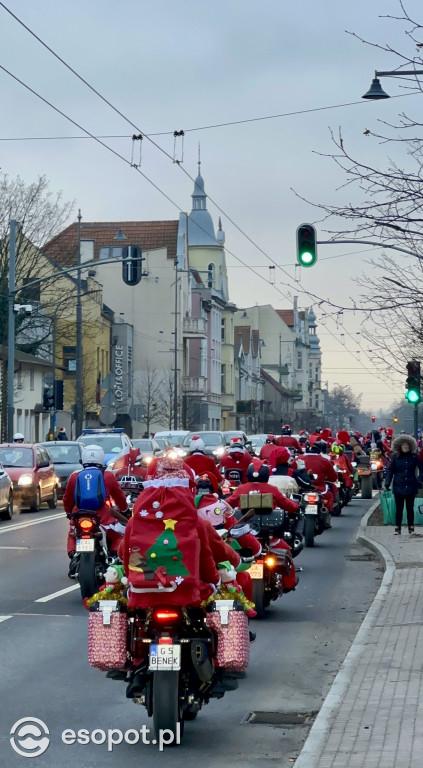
0 346 53 442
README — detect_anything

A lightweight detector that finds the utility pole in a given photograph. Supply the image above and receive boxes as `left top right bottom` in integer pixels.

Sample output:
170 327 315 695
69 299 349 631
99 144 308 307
75 210 83 437
173 258 178 430
279 334 282 384
7 220 17 441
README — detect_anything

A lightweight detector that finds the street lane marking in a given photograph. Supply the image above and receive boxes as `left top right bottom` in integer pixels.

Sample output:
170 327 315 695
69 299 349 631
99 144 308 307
0 545 29 549
0 615 13 623
0 512 63 534
35 585 80 602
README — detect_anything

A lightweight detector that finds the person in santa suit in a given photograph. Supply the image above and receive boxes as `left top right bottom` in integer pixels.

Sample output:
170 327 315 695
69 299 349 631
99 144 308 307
184 435 222 483
308 427 323 447
226 459 299 592
302 440 338 516
275 425 302 453
259 434 277 461
218 437 251 484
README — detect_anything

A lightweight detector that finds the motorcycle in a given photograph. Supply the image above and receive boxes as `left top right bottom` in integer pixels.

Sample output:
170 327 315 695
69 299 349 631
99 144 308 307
356 455 373 499
332 465 353 509
124 600 244 743
301 489 330 547
370 456 384 490
70 504 122 599
243 506 296 619
117 474 144 506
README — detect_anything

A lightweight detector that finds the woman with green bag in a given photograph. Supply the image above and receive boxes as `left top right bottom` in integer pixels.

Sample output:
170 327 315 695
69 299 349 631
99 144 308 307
385 434 423 535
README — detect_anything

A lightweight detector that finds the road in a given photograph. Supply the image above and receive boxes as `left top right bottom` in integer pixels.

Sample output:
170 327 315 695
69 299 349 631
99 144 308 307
0 495 381 767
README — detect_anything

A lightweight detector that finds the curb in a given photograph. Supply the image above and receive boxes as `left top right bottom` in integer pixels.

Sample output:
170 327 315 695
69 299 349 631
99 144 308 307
293 498 396 768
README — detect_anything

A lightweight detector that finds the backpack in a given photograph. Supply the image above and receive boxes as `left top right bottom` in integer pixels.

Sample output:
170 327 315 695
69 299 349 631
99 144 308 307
127 485 202 609
74 467 107 511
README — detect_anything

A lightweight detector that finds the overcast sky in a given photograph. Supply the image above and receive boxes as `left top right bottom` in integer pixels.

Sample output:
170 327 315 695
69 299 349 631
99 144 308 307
1 0 421 413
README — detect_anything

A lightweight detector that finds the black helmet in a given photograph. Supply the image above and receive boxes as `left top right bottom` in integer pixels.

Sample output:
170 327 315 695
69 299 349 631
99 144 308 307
311 440 327 454
246 460 270 483
281 424 292 435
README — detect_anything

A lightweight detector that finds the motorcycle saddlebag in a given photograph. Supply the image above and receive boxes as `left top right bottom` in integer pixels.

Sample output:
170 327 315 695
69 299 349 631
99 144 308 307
240 492 274 513
206 600 250 672
88 601 128 670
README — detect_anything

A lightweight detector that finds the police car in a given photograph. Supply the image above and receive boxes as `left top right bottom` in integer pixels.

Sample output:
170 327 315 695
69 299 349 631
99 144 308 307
76 428 133 467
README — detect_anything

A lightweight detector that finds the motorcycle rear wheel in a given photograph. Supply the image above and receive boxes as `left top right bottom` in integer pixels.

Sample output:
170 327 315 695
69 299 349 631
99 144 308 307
153 671 182 743
78 550 103 600
252 578 266 619
361 475 373 499
304 516 315 547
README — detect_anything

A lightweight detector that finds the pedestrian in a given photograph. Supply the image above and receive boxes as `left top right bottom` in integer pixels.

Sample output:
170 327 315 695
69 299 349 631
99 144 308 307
57 427 68 441
385 434 423 535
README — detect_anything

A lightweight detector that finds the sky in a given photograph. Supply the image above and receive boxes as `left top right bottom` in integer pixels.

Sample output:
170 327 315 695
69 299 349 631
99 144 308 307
0 0 421 412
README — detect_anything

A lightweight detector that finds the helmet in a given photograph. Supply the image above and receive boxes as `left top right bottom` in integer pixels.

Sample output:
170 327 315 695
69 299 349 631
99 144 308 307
189 436 205 453
338 444 345 454
281 424 292 435
13 432 24 443
331 443 340 454
265 434 275 444
246 459 270 483
311 440 327 454
81 444 105 467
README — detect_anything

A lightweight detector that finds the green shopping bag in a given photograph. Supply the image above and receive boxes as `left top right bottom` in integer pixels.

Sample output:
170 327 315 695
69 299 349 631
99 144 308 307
381 490 423 525
380 490 396 524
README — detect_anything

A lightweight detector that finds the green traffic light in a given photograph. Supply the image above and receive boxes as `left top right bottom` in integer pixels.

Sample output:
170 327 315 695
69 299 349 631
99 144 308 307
405 389 420 404
296 224 317 268
299 251 314 266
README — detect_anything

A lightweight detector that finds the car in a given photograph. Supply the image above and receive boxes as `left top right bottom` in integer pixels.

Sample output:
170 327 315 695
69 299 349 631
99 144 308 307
182 431 227 461
223 430 250 447
76 428 133 467
0 443 57 511
41 441 83 498
131 438 164 469
0 462 13 520
247 434 267 455
153 436 171 452
153 430 191 458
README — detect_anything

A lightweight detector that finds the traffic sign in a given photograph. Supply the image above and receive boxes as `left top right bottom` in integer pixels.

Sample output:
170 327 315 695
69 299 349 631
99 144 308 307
99 406 117 426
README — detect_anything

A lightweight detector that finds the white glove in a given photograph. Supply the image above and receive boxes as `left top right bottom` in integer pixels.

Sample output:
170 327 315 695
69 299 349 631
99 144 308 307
230 523 251 538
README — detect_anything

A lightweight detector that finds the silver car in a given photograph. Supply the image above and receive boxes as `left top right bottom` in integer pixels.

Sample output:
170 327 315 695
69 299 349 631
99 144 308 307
0 462 13 521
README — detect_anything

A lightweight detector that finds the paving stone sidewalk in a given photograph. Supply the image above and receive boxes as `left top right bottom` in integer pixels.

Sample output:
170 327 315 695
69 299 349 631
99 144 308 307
294 502 423 768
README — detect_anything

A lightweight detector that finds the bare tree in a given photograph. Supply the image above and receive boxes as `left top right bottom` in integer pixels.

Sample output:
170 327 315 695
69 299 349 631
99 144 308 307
134 366 164 435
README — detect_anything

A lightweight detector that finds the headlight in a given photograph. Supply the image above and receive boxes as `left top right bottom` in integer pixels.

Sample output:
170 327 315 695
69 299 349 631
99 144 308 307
18 474 33 486
144 456 153 465
167 450 178 460
213 447 225 457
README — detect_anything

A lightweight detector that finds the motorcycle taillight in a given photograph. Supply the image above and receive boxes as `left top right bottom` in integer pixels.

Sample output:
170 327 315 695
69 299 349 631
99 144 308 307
79 518 94 531
152 608 182 626
305 493 318 504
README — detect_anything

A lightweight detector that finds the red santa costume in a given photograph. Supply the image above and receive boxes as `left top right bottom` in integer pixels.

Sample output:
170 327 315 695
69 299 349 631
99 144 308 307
302 446 338 511
184 436 222 482
227 459 298 591
275 426 302 452
218 438 251 484
63 467 129 555
259 435 276 461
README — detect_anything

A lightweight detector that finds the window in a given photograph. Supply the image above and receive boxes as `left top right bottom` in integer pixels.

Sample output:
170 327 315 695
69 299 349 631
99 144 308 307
29 369 35 391
315 394 319 410
221 318 226 342
21 278 40 303
207 263 215 289
221 364 226 394
99 246 124 260
63 346 76 375
297 351 303 370
309 363 313 381
315 366 319 383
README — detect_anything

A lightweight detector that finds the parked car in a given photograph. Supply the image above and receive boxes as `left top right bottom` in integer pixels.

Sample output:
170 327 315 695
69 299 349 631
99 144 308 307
182 431 227 461
131 438 164 468
0 462 13 520
76 428 133 467
0 443 57 511
41 441 83 498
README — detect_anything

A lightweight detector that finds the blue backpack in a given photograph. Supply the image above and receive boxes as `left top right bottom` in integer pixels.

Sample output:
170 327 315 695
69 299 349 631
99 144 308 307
74 467 107 511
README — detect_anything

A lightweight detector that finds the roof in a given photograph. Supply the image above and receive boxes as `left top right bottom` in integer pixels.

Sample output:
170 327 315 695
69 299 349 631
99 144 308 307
43 220 179 267
276 309 294 327
252 329 260 357
0 345 52 369
260 368 298 398
235 325 251 356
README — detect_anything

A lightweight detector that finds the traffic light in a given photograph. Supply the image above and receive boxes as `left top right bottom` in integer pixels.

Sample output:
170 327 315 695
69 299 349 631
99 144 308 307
371 415 376 423
296 224 317 268
54 380 64 411
393 416 398 423
43 386 54 410
405 360 421 404
122 245 143 286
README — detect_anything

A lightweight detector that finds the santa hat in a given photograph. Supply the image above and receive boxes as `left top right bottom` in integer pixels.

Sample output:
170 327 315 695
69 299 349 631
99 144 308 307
189 435 205 453
59 426 66 433
386 428 393 437
321 428 332 442
229 437 245 454
144 456 195 489
337 430 350 446
270 446 290 468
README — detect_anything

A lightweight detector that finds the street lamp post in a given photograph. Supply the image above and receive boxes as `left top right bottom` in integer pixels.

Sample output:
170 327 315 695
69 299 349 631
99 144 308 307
362 68 423 100
75 210 83 437
7 220 17 441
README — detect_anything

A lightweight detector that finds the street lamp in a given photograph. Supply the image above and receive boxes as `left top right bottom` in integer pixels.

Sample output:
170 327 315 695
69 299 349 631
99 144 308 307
362 68 423 99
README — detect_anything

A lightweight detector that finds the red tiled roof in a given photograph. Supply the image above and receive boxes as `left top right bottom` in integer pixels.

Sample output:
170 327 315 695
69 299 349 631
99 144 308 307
252 329 259 357
44 220 179 266
276 309 294 327
235 325 250 355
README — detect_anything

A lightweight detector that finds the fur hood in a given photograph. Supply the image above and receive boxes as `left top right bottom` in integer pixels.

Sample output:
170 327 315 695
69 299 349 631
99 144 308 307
392 434 417 454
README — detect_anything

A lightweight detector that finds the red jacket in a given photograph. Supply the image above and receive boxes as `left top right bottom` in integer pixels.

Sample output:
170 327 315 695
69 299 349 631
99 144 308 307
227 481 299 515
63 468 129 526
302 453 338 492
218 450 251 481
275 435 302 452
184 453 222 481
259 443 276 461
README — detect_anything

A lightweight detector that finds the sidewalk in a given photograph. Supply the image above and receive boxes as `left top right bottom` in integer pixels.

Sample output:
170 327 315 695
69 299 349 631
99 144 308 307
294 498 423 768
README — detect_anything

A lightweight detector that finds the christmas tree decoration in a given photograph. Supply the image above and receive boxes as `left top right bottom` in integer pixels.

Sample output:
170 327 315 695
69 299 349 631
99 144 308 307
144 521 190 576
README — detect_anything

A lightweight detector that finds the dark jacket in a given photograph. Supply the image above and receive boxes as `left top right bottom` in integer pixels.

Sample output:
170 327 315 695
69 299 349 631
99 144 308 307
385 435 423 495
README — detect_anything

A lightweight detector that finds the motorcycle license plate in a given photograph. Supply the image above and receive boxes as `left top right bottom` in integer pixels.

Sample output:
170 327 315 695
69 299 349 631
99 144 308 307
76 538 95 552
149 644 181 671
305 505 318 515
248 562 264 579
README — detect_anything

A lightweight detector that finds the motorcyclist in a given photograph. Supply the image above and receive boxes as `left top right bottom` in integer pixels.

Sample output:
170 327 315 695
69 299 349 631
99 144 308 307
275 425 302 452
218 437 251 484
259 434 277 461
302 440 338 515
184 436 222 483
63 445 131 578
331 443 354 490
13 432 25 443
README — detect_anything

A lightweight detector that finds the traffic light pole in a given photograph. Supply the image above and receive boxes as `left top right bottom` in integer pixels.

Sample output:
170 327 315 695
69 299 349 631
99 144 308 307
414 404 419 440
7 220 17 441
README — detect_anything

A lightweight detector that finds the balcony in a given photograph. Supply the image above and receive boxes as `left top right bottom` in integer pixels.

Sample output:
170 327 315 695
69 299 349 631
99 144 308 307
182 316 207 338
182 376 207 395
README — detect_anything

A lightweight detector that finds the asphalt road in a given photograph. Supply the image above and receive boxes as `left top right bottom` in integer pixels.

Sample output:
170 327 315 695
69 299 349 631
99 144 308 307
0 495 381 767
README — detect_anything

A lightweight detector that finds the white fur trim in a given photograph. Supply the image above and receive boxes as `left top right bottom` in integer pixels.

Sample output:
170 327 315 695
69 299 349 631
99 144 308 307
142 477 190 489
